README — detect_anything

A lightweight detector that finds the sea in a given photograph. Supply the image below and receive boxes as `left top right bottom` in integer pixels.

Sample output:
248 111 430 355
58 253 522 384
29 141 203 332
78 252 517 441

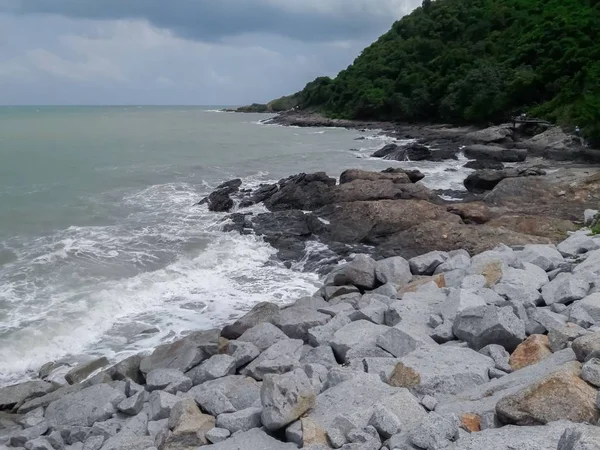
0 106 471 386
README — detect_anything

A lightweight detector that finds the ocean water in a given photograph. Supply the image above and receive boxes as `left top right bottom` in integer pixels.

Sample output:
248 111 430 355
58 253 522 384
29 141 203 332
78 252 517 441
0 106 470 385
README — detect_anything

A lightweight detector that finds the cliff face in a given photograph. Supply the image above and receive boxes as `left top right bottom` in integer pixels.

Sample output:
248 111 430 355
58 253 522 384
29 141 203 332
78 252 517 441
293 0 600 144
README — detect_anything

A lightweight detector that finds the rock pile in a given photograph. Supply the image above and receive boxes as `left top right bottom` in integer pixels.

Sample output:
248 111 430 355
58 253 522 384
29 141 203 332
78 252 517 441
2 230 600 449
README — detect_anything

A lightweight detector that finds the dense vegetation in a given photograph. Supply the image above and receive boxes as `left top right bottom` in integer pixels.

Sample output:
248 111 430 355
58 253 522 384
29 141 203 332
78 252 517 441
233 94 299 113
294 0 600 144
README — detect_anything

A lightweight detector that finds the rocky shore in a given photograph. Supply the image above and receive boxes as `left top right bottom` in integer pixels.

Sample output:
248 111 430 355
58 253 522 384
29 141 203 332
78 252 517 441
3 228 600 449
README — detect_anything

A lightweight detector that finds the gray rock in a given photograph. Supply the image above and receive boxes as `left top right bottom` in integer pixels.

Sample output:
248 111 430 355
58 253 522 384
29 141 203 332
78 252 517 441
520 244 565 271
368 405 401 440
453 305 526 352
442 289 487 322
24 438 54 450
0 381 57 410
409 251 449 276
97 431 153 450
489 367 508 379
117 390 146 416
188 375 261 414
575 249 600 276
531 307 568 332
216 407 262 433
200 428 297 449
241 339 304 381
461 274 487 290
285 420 303 447
385 290 447 331
148 391 179 421
349 298 388 325
409 412 459 450
476 288 507 306
139 329 220 374
428 314 444 328
120 412 148 436
186 354 237 385
223 340 260 369
17 407 45 428
584 209 599 225
147 418 167 440
569 303 596 328
549 324 589 352
493 282 541 307
558 426 600 450
304 363 329 394
238 322 289 351
221 302 281 340
375 256 412 287
46 431 64 450
64 357 109 385
165 397 215 448
9 423 49 447
103 354 145 385
575 293 600 322
421 395 438 411
552 303 569 314
435 250 471 274
330 320 389 363
323 286 360 301
45 384 125 428
317 303 355 318
371 283 398 299
581 358 600 387
300 345 338 369
89 418 123 440
260 369 315 431
292 295 330 310
273 306 330 341
81 436 104 450
145 368 191 392
308 312 352 348
558 231 599 257
206 428 230 445
329 293 363 308
376 324 437 358
392 346 493 398
542 273 590 305
479 344 512 372
325 255 377 290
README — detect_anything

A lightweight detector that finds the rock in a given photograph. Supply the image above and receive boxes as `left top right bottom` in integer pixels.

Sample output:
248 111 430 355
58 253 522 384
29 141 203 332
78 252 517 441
442 289 487 323
569 303 596 328
389 346 493 398
410 412 460 450
509 335 553 371
376 324 436 358
368 405 401 440
575 293 600 323
531 308 568 332
0 381 57 410
375 256 412 287
381 167 426 183
216 407 262 434
189 375 261 415
558 425 600 450
237 322 289 351
323 285 360 301
496 361 599 425
96 430 153 450
273 306 330 341
205 428 230 444
117 391 146 416
221 302 281 340
307 313 352 348
149 391 180 421
460 413 482 432
409 251 449 276
572 332 600 362
325 255 377 290
520 244 565 271
463 159 505 170
186 354 236 386
145 368 191 392
82 436 104 450
558 231 600 257
64 357 109 385
201 428 297 449
260 369 316 431
580 358 600 387
241 338 304 381
435 250 471 273
139 329 220 374
45 384 125 428
479 344 512 373
9 422 49 447
330 320 389 363
464 144 527 162
292 296 329 310
542 273 590 305
164 398 215 448
104 354 144 385
339 168 410 184
24 438 54 450
421 395 438 411
453 305 526 352
575 249 600 276
488 215 577 242
549 324 589 352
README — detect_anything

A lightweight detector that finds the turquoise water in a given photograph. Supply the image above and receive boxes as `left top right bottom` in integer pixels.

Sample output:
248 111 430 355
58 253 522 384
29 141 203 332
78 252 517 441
0 106 468 385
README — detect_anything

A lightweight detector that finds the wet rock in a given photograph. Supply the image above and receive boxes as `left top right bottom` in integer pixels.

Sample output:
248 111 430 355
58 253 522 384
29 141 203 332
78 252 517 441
339 168 410 184
509 335 553 371
64 358 109 385
221 302 280 340
496 362 599 425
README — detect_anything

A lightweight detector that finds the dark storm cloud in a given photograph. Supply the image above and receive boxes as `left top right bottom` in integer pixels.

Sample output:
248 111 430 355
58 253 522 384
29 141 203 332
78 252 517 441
1 0 408 42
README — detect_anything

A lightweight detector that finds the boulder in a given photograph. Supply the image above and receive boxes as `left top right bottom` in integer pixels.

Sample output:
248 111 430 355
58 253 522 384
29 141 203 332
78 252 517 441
307 313 352 347
216 407 262 433
575 293 600 323
339 168 410 184
542 273 590 306
0 381 57 410
261 369 316 431
202 179 242 212
409 251 449 276
580 358 600 387
330 320 389 363
64 357 109 385
463 145 527 162
188 375 261 415
45 384 125 427
273 306 330 341
241 339 304 381
558 426 600 450
519 244 565 271
376 324 437 358
223 340 260 369
435 250 471 273
463 126 513 145
409 412 460 450
104 354 145 384
145 368 192 392
548 324 589 353
368 404 401 440
263 172 336 211
496 362 599 425
164 398 214 448
323 285 360 301
186 354 236 386
575 248 600 276
139 329 220 374
221 302 280 339
441 289 487 323
374 256 412 287
205 428 230 444
389 346 494 398
479 344 512 373
463 160 505 170
237 322 289 351
509 335 553 371
325 255 377 290
117 390 146 416
149 391 180 421
572 332 600 362
201 428 297 449
453 305 526 352
558 232 600 257
381 167 426 183
386 290 448 331
487 215 576 242
98 431 154 450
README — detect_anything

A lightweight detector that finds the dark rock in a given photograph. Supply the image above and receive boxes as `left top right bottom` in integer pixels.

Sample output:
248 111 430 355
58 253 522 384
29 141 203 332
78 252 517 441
264 172 336 211
372 144 399 158
200 179 242 212
381 167 425 183
464 160 505 170
221 302 281 340
464 145 527 162
339 169 410 184
464 168 546 193
239 183 278 208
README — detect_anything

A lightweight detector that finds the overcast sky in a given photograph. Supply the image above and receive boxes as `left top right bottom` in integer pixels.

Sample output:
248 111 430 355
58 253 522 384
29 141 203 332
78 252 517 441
0 1 420 105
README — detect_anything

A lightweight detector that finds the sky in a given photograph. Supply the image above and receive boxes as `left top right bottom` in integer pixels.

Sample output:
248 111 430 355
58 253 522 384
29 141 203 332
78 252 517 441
0 1 420 105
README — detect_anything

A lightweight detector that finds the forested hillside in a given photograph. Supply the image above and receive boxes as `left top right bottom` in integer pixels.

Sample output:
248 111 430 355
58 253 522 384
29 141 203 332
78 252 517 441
295 0 600 143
